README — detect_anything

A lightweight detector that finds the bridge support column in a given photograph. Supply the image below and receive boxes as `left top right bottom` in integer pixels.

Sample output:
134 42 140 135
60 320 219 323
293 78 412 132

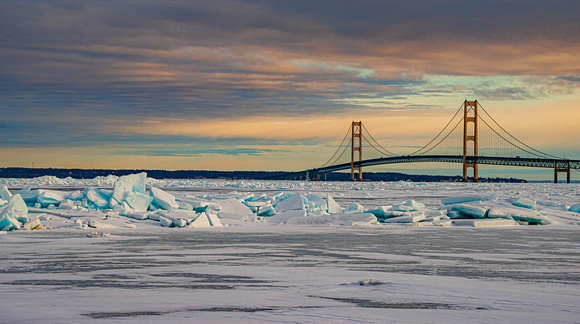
554 168 571 183
351 121 362 181
463 100 479 182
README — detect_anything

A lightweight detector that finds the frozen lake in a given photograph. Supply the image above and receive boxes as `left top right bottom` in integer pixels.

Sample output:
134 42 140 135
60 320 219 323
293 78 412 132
1 177 580 322
2 222 580 322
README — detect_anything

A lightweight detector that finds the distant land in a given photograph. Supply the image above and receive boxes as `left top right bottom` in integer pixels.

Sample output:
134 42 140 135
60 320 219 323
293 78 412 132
0 167 526 183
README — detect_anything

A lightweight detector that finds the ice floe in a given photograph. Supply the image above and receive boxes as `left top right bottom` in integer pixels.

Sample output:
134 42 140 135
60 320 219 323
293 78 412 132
0 173 579 232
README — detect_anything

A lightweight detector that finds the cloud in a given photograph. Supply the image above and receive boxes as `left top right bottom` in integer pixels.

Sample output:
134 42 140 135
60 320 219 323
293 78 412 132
1 1 580 168
118 147 279 157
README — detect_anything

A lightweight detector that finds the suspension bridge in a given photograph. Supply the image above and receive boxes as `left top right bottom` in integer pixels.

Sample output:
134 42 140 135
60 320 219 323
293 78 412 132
267 100 580 183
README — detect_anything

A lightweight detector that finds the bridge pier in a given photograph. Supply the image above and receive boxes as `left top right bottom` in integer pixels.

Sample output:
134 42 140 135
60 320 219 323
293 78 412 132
554 168 571 183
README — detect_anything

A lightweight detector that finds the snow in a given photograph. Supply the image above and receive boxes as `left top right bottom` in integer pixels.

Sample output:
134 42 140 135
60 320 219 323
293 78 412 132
441 194 497 205
1 174 580 322
286 212 377 225
452 218 517 227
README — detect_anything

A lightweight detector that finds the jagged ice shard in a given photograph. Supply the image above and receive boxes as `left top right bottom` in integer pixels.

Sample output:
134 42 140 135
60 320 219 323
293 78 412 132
150 187 179 210
110 172 147 205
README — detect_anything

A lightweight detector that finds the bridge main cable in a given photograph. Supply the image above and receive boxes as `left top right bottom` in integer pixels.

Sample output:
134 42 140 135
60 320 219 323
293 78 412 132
361 123 398 157
477 102 562 159
319 126 352 168
409 103 465 156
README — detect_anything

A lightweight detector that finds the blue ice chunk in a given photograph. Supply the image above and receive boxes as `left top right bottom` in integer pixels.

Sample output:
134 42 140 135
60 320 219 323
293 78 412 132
206 212 222 227
392 200 424 212
257 204 276 216
6 194 28 215
446 210 463 219
150 187 179 210
178 201 194 211
569 203 580 213
0 186 12 201
384 213 426 223
174 218 188 228
244 201 263 213
507 197 536 209
326 195 343 214
158 211 197 227
15 187 40 204
450 204 488 218
0 213 21 231
272 192 292 206
487 206 546 225
84 187 110 209
111 172 147 205
365 206 392 218
244 194 267 203
118 201 134 216
66 190 84 201
348 203 364 211
264 209 306 224
306 195 326 209
126 211 154 220
0 194 29 229
188 213 211 227
37 191 66 208
274 193 305 212
125 192 154 212
421 210 446 222
159 216 173 227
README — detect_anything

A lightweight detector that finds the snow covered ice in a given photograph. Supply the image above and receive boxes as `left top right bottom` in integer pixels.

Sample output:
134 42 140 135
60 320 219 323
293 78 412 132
1 174 580 322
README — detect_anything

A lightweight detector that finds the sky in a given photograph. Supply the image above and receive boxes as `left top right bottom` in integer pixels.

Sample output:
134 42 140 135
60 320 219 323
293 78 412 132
1 1 579 180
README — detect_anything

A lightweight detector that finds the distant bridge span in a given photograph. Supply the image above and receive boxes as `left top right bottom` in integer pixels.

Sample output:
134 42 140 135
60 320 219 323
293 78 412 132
265 100 579 183
266 155 580 181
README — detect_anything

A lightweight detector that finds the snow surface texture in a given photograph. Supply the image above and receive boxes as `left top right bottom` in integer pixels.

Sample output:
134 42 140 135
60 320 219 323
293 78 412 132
1 175 580 322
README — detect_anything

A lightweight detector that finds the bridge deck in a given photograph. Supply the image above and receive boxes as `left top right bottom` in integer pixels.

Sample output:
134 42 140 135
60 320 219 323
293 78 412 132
265 155 580 180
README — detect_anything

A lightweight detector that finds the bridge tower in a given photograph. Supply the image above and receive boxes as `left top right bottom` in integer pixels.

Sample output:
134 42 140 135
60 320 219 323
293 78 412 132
463 100 479 182
351 121 363 181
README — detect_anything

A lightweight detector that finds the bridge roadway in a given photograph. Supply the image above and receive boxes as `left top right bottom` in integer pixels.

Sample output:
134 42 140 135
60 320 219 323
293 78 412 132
265 155 580 180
